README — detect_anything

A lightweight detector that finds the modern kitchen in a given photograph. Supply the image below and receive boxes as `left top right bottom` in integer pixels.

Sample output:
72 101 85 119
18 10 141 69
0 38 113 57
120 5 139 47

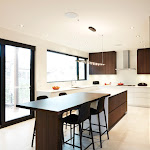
0 0 150 150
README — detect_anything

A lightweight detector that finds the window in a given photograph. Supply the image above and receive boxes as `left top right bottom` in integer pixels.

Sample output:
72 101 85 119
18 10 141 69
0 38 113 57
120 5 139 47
47 50 87 82
0 38 35 127
79 58 86 80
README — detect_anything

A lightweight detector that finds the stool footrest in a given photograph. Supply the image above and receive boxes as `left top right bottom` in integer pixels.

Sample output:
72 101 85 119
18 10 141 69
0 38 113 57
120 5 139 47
91 123 107 128
64 133 93 150
82 127 108 136
75 133 92 139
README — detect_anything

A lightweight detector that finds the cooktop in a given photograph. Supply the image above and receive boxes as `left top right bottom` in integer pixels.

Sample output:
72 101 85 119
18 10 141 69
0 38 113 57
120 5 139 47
117 85 135 86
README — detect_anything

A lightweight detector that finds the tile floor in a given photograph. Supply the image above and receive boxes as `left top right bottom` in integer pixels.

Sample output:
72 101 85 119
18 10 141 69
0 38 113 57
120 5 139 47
0 106 150 150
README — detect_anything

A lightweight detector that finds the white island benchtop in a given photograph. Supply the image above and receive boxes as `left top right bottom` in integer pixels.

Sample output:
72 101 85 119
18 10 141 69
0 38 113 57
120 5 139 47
37 84 150 108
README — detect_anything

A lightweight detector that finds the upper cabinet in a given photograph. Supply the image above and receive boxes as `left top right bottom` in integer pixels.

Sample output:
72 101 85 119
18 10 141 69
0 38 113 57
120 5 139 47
89 51 116 74
137 48 150 74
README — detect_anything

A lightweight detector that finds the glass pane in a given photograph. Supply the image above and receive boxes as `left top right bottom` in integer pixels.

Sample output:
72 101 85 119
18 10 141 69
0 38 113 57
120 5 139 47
47 52 77 82
79 58 85 80
5 45 30 121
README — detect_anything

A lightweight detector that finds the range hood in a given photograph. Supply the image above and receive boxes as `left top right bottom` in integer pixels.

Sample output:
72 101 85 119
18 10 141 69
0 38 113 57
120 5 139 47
115 50 136 70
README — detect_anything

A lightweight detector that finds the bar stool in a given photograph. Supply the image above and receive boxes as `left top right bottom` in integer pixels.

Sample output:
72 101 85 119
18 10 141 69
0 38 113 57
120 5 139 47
90 97 109 148
62 102 95 150
59 92 72 120
31 95 48 147
59 92 73 139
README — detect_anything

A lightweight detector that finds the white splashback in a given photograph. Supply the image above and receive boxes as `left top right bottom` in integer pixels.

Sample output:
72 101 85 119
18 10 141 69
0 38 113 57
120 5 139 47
89 50 150 86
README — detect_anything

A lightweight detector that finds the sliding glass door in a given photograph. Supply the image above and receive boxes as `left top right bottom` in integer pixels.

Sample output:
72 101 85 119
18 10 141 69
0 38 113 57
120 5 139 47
0 39 35 128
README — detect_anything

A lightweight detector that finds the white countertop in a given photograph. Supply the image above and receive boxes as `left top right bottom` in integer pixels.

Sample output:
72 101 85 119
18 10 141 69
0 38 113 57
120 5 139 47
89 88 127 97
99 85 150 88
37 84 150 94
38 85 99 93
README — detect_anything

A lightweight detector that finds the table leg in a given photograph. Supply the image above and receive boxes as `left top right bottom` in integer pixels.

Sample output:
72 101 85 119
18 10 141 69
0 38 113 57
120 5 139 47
36 110 62 150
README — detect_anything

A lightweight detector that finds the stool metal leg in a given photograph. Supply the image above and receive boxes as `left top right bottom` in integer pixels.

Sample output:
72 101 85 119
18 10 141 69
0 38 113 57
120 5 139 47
79 123 82 150
73 124 75 148
62 121 64 143
104 109 109 140
66 111 68 129
89 117 95 150
31 121 36 147
70 124 72 139
97 113 102 148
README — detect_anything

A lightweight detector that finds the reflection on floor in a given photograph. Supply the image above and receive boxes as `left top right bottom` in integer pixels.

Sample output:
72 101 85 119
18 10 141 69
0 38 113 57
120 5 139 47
0 106 150 150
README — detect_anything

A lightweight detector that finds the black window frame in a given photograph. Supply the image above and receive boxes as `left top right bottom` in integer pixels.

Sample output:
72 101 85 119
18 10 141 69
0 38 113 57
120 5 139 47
47 49 87 82
0 38 35 128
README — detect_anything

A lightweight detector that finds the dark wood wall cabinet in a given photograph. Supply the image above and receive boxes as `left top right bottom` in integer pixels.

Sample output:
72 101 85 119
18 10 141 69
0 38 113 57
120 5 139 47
137 48 150 74
108 91 127 130
89 51 116 74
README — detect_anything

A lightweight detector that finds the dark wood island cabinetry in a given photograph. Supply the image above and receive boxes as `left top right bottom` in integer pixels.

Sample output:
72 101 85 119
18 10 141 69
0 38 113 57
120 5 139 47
108 91 127 129
90 90 127 131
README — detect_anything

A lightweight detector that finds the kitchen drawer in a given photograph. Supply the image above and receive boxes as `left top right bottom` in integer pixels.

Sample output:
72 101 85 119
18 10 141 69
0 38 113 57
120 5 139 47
108 102 127 129
109 91 127 113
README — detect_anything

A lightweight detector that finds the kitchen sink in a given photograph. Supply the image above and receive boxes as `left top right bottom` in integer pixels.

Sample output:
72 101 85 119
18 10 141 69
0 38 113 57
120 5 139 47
72 86 80 88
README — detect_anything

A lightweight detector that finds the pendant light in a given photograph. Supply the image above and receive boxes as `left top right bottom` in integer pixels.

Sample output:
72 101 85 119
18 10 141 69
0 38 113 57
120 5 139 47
88 26 105 66
101 34 105 65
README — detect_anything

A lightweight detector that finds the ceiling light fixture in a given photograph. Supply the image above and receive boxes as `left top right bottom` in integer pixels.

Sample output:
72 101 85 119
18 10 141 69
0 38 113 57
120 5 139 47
65 12 78 18
136 35 140 38
130 26 134 29
19 24 24 28
77 26 105 66
88 26 105 66
88 26 96 32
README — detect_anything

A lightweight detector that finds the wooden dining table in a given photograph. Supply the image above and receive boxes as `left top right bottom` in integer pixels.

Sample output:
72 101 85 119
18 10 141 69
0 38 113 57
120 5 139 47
17 92 110 150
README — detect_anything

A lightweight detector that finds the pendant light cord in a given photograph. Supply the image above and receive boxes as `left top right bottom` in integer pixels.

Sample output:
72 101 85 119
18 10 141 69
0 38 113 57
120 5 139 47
102 35 104 64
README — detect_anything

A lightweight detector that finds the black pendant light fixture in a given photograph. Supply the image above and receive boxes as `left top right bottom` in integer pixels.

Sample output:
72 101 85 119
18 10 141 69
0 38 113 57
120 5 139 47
88 26 105 66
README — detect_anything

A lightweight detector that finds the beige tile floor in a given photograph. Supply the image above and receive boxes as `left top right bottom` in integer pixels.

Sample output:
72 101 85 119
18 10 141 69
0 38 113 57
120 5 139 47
0 106 150 150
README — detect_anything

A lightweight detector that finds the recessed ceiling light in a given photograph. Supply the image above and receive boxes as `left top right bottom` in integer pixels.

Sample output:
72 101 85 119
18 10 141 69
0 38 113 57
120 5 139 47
136 35 140 38
130 26 134 29
115 44 122 46
19 24 24 28
65 12 78 18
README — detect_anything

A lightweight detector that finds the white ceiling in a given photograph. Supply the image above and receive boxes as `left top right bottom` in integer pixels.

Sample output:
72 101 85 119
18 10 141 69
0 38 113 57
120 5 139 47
0 0 150 52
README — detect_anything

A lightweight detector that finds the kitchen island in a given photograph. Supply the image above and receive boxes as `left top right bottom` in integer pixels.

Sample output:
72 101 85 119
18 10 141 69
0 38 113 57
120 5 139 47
37 86 127 131
17 92 110 150
38 84 150 108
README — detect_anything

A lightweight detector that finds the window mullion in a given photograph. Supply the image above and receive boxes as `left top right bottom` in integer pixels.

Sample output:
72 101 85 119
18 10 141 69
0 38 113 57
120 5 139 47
77 57 79 80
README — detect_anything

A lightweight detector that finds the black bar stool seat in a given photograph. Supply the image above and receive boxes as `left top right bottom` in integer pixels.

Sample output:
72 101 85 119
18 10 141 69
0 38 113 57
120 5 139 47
63 114 79 124
90 108 99 115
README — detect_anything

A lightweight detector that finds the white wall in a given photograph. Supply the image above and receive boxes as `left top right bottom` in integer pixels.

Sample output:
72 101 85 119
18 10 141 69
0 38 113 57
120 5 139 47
1 26 150 94
0 27 89 95
89 50 150 86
